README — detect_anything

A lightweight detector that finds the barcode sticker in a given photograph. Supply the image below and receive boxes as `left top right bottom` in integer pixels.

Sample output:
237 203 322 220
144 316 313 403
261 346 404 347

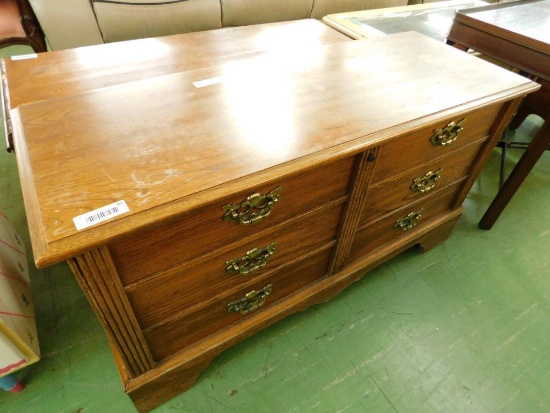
192 76 223 88
73 200 129 230
11 54 38 61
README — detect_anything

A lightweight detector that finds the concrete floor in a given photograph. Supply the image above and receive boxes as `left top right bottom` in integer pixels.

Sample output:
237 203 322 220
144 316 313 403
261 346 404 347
1 45 549 413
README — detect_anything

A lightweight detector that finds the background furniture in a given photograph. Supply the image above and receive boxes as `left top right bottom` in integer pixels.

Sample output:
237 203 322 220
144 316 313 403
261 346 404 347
446 0 550 229
499 80 550 188
27 0 411 50
0 0 46 53
323 0 485 41
0 0 47 152
509 80 550 133
0 210 40 387
3 18 537 411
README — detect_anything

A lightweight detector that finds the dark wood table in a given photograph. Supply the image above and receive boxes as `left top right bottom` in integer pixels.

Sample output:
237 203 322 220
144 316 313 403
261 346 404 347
446 0 550 229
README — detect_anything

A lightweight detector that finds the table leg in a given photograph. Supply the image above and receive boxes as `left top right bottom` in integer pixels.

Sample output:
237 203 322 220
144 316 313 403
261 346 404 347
479 119 550 229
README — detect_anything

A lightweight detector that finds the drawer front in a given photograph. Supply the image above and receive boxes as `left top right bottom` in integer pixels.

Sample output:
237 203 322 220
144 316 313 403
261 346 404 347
110 156 354 285
372 103 503 183
360 139 484 227
126 203 344 329
349 184 460 263
143 246 333 361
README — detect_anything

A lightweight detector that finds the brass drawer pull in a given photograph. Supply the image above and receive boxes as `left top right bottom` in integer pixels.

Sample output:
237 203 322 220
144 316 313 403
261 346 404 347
410 168 442 193
228 284 273 314
430 119 465 146
394 209 424 231
222 187 282 225
225 242 277 275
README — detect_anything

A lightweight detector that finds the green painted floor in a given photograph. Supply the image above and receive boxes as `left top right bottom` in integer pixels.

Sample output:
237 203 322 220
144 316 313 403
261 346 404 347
1 45 549 413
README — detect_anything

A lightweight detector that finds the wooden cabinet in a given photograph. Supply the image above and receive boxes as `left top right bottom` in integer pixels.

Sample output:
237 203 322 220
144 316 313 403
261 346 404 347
3 25 538 413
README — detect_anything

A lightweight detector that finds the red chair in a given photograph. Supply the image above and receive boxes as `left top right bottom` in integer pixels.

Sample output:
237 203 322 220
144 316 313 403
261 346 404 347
0 0 47 53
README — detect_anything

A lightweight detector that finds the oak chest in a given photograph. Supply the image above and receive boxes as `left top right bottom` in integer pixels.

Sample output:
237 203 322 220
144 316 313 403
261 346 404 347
5 29 538 412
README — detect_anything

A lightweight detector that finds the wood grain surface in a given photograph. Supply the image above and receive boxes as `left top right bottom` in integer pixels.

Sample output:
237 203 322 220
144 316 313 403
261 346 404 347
3 19 350 108
11 32 537 266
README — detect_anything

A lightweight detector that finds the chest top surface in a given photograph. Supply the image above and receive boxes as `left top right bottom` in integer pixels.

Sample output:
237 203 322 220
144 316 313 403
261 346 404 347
11 32 537 265
1 19 350 110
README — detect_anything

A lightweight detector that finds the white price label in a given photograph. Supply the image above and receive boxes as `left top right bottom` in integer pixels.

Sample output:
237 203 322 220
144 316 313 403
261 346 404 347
11 54 38 61
192 76 223 88
73 200 129 230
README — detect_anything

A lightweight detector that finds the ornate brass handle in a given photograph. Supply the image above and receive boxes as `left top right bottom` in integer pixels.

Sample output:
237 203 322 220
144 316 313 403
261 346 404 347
410 168 442 193
430 119 465 146
222 187 282 225
225 242 277 275
394 209 424 231
228 284 273 314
